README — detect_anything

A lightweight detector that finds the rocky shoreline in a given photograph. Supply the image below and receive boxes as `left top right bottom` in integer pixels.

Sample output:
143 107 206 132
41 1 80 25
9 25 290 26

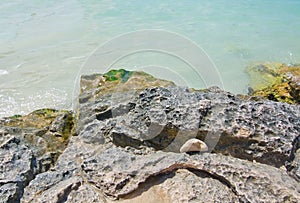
1 68 299 202
247 63 300 104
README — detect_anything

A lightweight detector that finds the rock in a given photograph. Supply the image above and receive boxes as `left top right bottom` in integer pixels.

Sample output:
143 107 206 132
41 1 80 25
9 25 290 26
23 176 82 203
247 63 300 104
289 149 300 181
287 136 300 181
118 168 238 203
1 69 300 202
22 147 300 202
0 109 74 203
20 69 300 202
0 183 20 203
180 138 208 153
66 183 106 203
0 135 36 203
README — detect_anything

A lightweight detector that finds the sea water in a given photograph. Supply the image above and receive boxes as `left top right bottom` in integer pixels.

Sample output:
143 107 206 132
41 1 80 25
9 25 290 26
0 0 299 117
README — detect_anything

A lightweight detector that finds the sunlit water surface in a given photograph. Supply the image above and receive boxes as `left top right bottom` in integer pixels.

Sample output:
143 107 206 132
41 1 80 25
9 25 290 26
0 0 299 117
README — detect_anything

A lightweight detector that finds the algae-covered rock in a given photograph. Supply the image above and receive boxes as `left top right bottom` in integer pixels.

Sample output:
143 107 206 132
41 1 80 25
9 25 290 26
77 69 175 133
247 63 300 104
0 109 74 203
79 69 175 104
1 109 74 154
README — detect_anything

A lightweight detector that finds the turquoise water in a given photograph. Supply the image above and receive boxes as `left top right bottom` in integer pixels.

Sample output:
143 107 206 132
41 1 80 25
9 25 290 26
0 0 300 117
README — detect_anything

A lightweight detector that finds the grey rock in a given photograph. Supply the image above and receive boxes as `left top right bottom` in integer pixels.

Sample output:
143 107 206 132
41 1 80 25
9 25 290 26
0 110 74 203
3 70 300 202
79 147 300 201
49 112 71 136
22 176 82 203
290 149 300 181
80 85 299 168
0 135 36 203
22 145 300 202
79 121 105 144
0 183 20 203
65 183 106 203
287 136 300 181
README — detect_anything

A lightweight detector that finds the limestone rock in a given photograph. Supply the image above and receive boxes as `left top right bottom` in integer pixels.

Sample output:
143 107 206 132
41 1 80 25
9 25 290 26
20 70 299 202
180 138 208 153
22 147 300 202
0 109 74 203
0 136 36 203
1 69 300 202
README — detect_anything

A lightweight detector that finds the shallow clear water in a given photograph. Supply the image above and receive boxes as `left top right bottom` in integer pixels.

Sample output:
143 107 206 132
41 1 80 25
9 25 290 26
0 0 299 117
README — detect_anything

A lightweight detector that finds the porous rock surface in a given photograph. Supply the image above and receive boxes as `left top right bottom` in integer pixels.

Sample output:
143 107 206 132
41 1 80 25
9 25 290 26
0 109 74 203
1 69 299 202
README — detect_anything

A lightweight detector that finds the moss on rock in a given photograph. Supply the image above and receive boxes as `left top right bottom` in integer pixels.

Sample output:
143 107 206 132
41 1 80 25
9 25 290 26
0 108 74 166
79 69 175 100
247 63 300 104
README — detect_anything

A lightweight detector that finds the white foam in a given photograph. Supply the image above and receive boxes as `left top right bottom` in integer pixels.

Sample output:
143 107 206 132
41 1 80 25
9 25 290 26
0 70 8 75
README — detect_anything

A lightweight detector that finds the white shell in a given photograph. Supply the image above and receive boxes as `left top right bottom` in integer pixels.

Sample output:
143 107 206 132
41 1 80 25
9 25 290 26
180 138 208 153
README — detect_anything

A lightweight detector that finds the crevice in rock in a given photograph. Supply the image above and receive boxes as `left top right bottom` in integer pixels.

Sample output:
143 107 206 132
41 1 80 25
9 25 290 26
96 103 136 122
117 163 245 201
96 109 113 121
111 132 144 148
10 155 38 203
187 168 238 195
56 181 81 203
111 123 179 151
285 135 300 181
197 130 289 168
288 135 300 163
143 123 179 150
117 170 175 200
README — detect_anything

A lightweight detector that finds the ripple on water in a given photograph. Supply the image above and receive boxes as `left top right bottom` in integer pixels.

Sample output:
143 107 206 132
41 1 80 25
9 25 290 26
0 88 69 118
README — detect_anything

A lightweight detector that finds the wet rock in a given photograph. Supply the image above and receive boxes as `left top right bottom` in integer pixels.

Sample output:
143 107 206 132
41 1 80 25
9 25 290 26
0 109 74 165
247 63 300 104
180 138 208 153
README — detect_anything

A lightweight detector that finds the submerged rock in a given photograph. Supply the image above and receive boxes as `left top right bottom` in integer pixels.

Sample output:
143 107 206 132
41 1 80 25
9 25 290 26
1 69 299 202
247 63 300 104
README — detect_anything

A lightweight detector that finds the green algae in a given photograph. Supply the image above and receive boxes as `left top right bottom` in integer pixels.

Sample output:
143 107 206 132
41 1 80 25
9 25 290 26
0 108 75 164
103 69 134 83
80 69 175 101
247 63 300 104
2 108 71 129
